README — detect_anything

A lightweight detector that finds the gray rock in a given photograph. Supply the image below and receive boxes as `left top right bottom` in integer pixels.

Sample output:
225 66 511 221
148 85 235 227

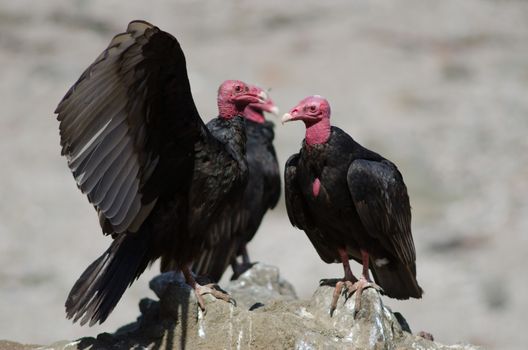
225 263 297 308
0 340 40 350
13 264 480 349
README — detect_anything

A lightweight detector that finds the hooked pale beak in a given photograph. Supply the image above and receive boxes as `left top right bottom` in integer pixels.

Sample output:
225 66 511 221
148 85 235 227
258 90 268 103
281 113 293 124
268 105 280 116
249 90 279 116
281 107 299 124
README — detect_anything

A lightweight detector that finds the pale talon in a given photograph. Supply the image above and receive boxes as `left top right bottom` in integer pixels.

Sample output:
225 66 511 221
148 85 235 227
347 277 383 317
327 275 382 317
194 283 236 310
183 266 236 312
329 280 356 316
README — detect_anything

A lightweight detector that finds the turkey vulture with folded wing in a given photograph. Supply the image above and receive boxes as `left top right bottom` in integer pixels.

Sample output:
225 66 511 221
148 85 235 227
55 20 266 326
191 86 281 281
282 95 422 315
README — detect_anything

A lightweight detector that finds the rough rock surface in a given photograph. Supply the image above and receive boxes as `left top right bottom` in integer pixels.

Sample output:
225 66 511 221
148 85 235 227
17 264 480 350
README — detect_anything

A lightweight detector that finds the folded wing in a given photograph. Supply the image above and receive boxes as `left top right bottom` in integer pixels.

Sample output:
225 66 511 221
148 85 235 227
284 154 335 263
347 159 415 264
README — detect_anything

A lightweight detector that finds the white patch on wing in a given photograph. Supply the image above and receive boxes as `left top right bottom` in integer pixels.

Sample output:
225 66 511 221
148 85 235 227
375 258 389 267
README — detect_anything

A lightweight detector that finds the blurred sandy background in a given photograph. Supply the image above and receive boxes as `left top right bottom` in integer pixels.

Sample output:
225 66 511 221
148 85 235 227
1 0 527 348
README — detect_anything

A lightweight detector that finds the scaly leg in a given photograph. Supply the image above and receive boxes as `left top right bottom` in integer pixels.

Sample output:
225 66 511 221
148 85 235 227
322 249 382 316
230 245 256 280
241 245 250 265
323 248 359 316
347 250 382 314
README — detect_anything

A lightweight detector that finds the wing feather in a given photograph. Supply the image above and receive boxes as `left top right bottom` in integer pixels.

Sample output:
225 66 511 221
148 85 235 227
76 124 130 190
66 90 126 151
69 115 124 169
56 20 204 234
95 153 135 208
284 154 336 263
347 159 416 263
284 154 310 230
91 150 134 205
104 163 138 219
111 183 140 231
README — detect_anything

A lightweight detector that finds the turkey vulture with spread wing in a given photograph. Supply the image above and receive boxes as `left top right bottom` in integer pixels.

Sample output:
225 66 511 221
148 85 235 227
55 20 266 326
190 86 281 281
282 96 422 315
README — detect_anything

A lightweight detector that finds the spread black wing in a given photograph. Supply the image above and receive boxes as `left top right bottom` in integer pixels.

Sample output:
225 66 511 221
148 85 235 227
346 159 415 264
56 20 205 236
284 154 335 263
57 20 209 325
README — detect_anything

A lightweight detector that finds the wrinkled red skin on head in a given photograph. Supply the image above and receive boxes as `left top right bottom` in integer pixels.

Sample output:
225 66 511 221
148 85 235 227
217 80 254 119
289 96 332 145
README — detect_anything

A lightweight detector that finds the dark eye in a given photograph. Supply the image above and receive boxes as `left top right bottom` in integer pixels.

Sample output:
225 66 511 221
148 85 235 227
234 85 242 92
310 105 317 112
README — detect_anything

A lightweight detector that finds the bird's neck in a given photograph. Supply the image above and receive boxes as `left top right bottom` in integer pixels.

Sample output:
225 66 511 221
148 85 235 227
223 117 248 172
305 119 331 146
218 100 243 120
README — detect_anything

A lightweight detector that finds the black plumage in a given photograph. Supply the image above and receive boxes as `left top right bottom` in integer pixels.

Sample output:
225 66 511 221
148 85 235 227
55 21 263 325
236 120 281 265
283 96 422 313
192 118 281 281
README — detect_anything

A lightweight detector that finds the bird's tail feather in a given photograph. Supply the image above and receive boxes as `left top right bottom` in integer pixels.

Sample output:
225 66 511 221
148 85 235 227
65 233 150 326
370 261 423 299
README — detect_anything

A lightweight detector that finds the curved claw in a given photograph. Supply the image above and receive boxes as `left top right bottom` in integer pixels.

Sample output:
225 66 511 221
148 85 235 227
329 281 344 316
346 278 383 318
194 283 237 311
327 277 383 318
329 280 356 316
320 278 342 287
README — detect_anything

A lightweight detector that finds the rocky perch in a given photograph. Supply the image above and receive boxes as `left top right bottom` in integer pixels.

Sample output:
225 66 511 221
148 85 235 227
24 264 479 349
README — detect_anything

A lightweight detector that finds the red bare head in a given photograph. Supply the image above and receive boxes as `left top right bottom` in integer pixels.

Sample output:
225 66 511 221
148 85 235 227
217 80 265 120
282 95 332 145
243 86 279 124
